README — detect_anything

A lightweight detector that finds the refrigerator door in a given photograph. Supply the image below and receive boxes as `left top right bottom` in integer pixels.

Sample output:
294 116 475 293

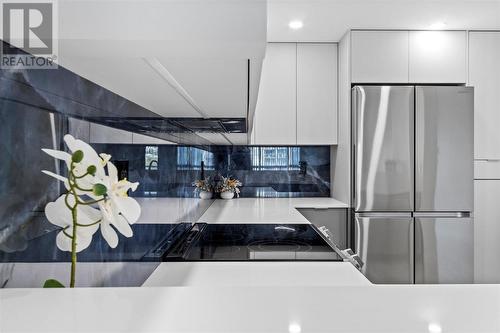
415 86 474 212
414 213 474 284
354 213 414 284
353 86 414 212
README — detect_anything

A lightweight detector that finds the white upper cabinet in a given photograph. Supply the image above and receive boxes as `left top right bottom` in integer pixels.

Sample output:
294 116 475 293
254 42 339 145
469 32 500 160
409 31 467 83
351 31 409 83
254 43 297 145
297 43 338 145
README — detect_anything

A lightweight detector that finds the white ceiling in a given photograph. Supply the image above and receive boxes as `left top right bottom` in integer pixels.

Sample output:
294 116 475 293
268 0 500 42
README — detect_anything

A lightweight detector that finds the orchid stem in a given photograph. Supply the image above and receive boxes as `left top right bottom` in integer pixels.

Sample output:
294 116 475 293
70 203 77 288
69 163 78 288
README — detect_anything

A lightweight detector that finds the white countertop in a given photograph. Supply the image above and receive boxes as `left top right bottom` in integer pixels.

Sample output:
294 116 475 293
134 197 213 223
2 284 499 332
199 197 348 223
143 262 370 287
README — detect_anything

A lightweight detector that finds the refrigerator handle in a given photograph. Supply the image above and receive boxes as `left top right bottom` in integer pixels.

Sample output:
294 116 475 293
413 212 471 218
351 87 360 204
355 212 413 218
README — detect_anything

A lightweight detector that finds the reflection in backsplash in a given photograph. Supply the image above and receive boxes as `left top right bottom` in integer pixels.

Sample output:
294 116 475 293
91 144 331 198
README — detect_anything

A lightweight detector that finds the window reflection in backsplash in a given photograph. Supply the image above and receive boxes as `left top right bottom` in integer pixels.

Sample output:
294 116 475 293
91 144 331 198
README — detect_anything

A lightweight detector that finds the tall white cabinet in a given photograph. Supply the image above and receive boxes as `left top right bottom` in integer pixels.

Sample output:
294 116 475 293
469 32 500 160
469 31 500 283
253 43 338 145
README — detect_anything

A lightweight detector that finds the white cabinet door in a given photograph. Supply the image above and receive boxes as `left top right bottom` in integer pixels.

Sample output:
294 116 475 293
469 32 500 159
409 31 467 83
474 180 500 283
254 43 296 145
351 31 409 83
297 43 338 145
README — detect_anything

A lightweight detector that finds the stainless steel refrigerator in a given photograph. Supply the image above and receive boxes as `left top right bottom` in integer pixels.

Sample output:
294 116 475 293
352 85 474 284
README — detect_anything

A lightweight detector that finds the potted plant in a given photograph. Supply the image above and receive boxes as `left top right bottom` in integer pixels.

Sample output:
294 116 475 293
193 176 214 199
41 134 141 288
216 176 242 200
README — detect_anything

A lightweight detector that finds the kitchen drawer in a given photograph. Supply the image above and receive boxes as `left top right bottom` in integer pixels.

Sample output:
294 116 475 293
474 160 500 179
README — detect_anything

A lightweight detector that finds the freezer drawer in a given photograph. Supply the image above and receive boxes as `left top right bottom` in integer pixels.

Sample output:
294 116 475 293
415 86 474 212
415 215 473 284
354 213 414 284
353 86 414 212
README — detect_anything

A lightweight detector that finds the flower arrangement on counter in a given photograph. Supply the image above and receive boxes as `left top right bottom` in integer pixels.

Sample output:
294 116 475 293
216 176 242 199
192 176 214 199
192 175 242 200
41 134 141 288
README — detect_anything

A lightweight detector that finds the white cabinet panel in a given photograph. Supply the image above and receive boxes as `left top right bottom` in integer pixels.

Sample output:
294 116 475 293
254 43 297 145
409 31 466 83
474 160 500 179
469 32 500 159
297 43 338 145
474 180 500 283
68 118 90 142
90 123 133 144
351 31 409 83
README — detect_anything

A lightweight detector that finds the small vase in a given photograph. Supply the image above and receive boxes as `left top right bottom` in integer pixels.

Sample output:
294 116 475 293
199 191 213 200
220 191 235 200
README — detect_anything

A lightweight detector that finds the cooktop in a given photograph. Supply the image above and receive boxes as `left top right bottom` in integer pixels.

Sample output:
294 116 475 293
163 223 342 261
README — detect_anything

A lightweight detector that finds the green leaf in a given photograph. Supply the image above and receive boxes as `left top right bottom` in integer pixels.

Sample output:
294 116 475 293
43 279 65 288
87 165 97 176
72 150 84 163
93 183 107 196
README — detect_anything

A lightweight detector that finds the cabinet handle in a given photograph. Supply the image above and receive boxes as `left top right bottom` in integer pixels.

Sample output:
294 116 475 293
476 159 500 162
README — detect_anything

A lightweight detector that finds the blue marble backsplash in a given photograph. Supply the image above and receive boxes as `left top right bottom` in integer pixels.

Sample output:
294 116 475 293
91 144 331 198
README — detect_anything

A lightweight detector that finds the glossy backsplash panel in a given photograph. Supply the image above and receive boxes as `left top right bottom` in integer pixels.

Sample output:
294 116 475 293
91 144 331 198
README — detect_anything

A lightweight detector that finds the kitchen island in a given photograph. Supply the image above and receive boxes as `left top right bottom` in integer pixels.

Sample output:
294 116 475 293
1 197 499 332
2 284 499 332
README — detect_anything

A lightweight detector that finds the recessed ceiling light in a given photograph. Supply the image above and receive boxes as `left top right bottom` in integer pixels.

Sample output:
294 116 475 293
429 21 447 30
288 20 303 30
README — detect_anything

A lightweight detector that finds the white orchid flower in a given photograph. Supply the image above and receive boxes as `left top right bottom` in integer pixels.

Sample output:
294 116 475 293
42 134 107 193
45 196 101 252
97 161 141 248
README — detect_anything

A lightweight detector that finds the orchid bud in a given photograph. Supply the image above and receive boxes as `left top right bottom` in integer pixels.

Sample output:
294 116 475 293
92 183 107 196
72 150 84 163
87 165 97 176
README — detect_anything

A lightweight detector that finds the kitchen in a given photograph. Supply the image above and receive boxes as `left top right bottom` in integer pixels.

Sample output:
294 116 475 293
1 0 500 332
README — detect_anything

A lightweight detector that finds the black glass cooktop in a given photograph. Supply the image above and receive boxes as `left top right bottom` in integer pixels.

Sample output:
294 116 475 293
164 223 342 261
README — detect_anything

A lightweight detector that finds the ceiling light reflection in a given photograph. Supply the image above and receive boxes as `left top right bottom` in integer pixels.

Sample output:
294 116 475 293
428 323 442 333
